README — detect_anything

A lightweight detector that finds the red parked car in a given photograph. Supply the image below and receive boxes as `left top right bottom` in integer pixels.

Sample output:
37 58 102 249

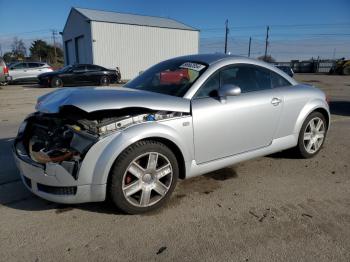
159 68 190 85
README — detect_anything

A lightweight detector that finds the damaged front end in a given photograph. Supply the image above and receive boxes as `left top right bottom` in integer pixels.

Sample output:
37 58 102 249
14 106 187 180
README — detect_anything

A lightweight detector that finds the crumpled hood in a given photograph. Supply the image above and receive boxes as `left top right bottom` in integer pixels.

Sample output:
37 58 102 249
36 86 191 113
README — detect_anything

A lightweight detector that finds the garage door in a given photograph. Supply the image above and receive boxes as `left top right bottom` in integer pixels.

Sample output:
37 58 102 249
75 36 87 64
65 40 74 65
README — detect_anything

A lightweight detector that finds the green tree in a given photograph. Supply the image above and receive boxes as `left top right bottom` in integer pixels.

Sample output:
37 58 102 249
29 40 49 62
29 39 64 67
3 52 16 63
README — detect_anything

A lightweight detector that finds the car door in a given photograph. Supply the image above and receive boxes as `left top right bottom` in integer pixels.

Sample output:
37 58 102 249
70 65 87 85
191 64 283 164
85 65 102 84
9 62 29 81
27 62 43 79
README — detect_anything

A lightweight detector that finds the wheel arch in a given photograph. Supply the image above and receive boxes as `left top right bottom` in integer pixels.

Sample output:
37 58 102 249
89 123 192 186
139 137 187 180
294 99 330 135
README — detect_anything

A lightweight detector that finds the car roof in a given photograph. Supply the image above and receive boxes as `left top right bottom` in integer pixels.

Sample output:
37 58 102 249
168 53 277 66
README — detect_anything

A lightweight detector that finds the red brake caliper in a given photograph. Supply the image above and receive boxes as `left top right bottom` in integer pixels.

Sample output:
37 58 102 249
125 174 132 184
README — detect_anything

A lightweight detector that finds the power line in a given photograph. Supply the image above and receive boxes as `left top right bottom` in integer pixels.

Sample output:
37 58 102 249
0 29 52 37
200 22 350 31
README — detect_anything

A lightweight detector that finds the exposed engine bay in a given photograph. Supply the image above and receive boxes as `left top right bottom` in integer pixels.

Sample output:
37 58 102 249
19 106 186 179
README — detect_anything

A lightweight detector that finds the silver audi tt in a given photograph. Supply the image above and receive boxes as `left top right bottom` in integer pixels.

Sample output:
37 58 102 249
14 54 330 214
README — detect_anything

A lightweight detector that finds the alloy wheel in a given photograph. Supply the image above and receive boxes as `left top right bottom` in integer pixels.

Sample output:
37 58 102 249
122 152 173 207
303 117 325 154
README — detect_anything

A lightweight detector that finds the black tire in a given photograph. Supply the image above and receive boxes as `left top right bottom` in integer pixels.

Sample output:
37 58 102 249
295 111 327 158
109 140 179 214
100 76 110 86
51 77 63 88
343 66 350 75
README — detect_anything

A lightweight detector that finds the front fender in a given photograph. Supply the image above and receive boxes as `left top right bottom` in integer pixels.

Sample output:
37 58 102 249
83 117 194 185
293 98 330 135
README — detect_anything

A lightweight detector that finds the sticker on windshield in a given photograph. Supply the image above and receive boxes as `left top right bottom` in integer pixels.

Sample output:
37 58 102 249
179 62 206 71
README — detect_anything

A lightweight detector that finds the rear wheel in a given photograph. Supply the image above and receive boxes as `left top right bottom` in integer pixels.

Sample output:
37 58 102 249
296 112 327 158
100 76 110 86
51 77 63 88
109 140 178 214
343 66 350 75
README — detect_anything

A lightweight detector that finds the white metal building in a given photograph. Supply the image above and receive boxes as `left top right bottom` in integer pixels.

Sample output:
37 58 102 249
62 7 199 79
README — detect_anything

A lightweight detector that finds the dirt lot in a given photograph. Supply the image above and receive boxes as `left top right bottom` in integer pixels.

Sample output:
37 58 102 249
0 75 349 261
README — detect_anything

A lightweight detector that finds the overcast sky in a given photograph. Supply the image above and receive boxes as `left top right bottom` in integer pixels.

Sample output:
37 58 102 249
0 0 349 61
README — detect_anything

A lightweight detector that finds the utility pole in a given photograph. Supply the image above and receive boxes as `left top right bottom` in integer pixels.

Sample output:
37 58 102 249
264 26 269 60
224 19 229 54
248 37 251 57
51 29 58 64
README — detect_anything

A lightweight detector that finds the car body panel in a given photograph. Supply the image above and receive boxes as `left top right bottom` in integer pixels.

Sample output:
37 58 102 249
192 88 283 163
36 86 191 113
13 54 330 204
0 57 11 84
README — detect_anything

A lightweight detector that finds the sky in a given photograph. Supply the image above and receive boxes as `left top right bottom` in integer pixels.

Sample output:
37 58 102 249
0 0 349 61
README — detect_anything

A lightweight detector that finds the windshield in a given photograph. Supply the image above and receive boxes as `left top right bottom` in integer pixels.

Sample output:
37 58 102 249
57 65 72 72
125 59 207 97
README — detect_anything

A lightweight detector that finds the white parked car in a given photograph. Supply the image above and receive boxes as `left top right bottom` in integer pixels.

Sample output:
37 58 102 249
9 62 53 83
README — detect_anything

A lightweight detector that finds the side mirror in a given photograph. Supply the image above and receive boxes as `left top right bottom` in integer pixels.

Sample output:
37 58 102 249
218 84 241 102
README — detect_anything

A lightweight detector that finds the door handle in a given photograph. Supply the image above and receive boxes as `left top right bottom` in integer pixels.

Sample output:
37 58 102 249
271 97 282 106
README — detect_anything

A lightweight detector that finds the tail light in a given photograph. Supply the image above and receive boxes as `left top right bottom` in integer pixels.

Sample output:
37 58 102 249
3 66 8 74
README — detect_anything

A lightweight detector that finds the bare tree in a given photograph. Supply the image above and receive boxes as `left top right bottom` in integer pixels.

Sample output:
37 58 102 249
11 37 27 59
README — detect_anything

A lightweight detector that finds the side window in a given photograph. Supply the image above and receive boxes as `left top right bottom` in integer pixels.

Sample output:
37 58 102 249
13 63 27 69
73 65 86 72
86 65 101 71
28 63 40 68
221 65 271 93
195 71 220 98
271 71 291 88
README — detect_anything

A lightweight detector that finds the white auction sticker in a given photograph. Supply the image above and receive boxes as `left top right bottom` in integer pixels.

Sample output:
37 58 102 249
180 62 206 71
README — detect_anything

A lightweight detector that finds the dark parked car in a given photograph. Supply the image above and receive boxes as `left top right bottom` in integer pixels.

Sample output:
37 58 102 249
38 64 121 87
276 65 294 77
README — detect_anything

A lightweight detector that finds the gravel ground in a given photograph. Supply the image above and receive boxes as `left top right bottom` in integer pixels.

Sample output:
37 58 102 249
0 75 349 262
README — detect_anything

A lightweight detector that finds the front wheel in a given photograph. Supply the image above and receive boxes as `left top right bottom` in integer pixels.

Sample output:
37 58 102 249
109 140 178 214
51 77 63 88
296 112 327 158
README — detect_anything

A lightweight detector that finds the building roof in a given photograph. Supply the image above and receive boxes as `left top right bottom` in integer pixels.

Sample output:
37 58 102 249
73 7 198 31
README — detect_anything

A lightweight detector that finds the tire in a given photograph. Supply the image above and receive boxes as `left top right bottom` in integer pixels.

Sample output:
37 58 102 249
295 111 327 158
100 76 110 86
343 66 350 75
51 77 63 88
109 140 179 214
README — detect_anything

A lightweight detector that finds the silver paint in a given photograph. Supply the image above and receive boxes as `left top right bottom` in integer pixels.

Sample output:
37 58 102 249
15 54 330 204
